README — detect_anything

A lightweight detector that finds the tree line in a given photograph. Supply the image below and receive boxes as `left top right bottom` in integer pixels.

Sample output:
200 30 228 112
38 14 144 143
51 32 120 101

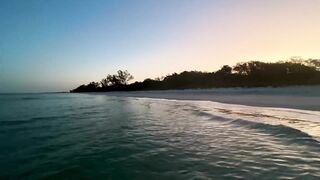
71 58 320 92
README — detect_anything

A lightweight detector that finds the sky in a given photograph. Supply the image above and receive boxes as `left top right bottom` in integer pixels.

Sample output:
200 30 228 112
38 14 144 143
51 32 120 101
0 0 320 92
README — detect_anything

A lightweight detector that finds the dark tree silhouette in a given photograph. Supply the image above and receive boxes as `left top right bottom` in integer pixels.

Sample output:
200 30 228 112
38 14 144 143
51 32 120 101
216 65 232 75
233 62 249 75
101 70 133 86
116 70 134 85
70 58 320 93
100 78 109 88
306 59 320 70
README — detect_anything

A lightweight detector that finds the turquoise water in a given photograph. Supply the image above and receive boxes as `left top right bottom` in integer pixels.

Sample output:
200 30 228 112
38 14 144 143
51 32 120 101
1 93 320 179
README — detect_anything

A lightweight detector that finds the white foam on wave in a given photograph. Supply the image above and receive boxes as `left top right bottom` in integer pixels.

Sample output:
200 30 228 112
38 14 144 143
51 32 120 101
131 97 320 141
195 100 320 140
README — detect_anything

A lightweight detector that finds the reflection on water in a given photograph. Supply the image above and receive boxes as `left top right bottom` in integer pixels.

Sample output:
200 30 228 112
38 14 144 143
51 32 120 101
0 93 320 179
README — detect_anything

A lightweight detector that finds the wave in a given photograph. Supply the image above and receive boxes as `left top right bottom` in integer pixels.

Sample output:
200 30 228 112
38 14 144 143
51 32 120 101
197 101 320 142
188 107 318 144
131 97 320 142
0 115 67 128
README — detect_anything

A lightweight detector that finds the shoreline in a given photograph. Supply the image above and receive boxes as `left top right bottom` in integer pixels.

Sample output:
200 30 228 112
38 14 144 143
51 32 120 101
90 86 320 111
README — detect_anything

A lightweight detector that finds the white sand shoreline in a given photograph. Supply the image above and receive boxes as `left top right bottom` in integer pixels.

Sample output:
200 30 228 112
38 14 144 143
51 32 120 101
91 86 320 111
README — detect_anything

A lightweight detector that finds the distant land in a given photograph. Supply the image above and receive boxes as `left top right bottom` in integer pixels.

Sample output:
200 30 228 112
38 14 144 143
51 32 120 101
71 58 320 92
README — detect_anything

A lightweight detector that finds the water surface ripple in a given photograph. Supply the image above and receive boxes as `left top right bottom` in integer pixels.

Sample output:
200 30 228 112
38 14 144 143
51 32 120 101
0 93 320 179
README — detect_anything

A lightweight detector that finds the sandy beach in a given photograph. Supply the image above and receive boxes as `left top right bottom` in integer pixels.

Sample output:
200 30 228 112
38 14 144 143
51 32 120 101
100 86 320 111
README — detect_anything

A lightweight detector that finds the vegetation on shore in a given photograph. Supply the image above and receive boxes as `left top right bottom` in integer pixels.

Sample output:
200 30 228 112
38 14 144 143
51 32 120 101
71 58 320 92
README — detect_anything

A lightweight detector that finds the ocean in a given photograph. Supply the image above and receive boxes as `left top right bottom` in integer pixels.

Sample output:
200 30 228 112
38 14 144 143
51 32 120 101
1 91 320 179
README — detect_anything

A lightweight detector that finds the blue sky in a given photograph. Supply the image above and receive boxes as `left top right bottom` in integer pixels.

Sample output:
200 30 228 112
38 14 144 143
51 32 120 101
1 0 319 92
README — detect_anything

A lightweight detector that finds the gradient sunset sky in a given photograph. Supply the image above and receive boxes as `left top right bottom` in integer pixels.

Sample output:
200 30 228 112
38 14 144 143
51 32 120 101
1 0 319 92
